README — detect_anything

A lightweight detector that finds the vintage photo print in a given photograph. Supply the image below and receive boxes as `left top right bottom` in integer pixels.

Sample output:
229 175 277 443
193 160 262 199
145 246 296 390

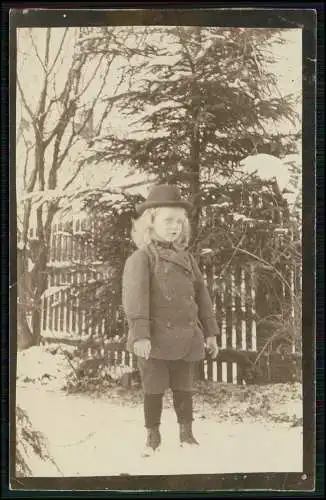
9 7 317 493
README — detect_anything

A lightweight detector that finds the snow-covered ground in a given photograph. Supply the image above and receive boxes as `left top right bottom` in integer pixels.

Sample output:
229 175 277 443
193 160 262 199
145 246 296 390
15 346 303 477
17 385 303 477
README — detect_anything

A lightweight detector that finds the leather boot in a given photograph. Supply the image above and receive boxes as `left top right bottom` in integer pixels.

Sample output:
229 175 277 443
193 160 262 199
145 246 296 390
179 422 199 447
141 393 163 457
142 426 161 457
173 391 199 446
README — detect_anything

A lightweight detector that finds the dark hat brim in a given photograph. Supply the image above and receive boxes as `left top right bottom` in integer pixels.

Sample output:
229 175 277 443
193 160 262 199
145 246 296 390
136 200 193 216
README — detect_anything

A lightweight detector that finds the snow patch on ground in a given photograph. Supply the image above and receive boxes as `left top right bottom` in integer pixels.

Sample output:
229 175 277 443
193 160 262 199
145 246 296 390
16 345 72 391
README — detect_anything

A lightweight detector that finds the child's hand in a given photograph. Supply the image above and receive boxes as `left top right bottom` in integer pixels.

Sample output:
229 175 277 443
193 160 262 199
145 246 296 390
206 337 219 359
134 339 151 359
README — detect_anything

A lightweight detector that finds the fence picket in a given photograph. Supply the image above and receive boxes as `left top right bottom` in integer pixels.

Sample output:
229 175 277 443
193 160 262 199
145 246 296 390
59 286 64 334
42 296 47 332
225 273 233 350
207 358 213 381
250 264 257 352
232 363 237 385
240 269 246 351
245 269 253 351
71 272 77 334
221 362 227 383
221 283 227 349
227 361 233 384
234 266 242 350
231 271 237 349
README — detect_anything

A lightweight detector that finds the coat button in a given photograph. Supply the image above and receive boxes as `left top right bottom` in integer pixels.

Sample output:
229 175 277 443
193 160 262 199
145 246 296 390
167 321 172 328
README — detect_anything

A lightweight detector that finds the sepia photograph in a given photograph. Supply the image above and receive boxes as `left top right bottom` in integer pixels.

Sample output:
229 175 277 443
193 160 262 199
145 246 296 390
10 8 315 491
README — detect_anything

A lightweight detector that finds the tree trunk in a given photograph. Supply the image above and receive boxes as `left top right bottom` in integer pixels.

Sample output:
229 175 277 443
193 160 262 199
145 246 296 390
18 201 57 350
17 308 34 351
189 109 201 243
17 248 35 350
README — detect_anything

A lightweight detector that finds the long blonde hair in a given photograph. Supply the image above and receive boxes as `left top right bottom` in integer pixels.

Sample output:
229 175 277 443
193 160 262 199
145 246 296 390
131 207 191 251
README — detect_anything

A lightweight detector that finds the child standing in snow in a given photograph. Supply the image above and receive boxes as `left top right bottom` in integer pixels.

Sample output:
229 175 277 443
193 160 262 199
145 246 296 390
122 184 220 456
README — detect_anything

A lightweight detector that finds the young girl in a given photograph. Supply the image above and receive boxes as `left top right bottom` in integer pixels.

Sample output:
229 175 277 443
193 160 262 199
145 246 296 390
122 184 220 457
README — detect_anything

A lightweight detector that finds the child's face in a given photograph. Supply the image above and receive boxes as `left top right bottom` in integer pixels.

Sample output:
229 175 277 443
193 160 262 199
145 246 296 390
153 207 186 243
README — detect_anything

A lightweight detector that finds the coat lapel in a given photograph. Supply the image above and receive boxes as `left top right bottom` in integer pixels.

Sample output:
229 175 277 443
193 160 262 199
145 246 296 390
156 248 193 273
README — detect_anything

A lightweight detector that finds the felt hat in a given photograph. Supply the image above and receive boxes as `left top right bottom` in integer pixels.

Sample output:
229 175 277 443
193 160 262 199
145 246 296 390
136 184 192 216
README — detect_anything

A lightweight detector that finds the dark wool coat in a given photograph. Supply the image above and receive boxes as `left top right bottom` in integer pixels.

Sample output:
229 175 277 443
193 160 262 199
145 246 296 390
122 243 220 362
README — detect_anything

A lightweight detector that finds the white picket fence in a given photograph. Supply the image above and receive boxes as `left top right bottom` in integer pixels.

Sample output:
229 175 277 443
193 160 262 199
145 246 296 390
35 207 300 384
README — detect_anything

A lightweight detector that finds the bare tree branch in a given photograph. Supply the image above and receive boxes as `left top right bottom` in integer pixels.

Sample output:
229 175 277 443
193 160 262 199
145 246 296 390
60 45 120 171
56 64 76 109
220 234 247 278
45 94 79 189
42 101 74 149
36 204 44 241
119 179 155 191
59 107 95 190
25 160 39 194
48 27 69 76
28 29 47 74
62 161 84 191
35 29 52 127
44 28 51 67
43 45 90 189
74 53 106 101
69 54 87 98
44 201 59 241
43 28 140 153
21 132 34 189
73 30 123 104
43 52 87 148
17 77 35 123
74 29 131 105
44 42 76 119
94 62 130 137
57 127 78 166
37 148 46 193
48 130 64 190
233 246 297 304
95 102 112 138
23 26 138 217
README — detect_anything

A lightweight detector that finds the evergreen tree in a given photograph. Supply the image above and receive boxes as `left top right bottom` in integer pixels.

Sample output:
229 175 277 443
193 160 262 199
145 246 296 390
82 27 300 234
